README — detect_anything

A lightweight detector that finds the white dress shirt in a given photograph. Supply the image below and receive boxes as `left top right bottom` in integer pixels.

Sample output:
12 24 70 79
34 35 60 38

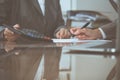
98 28 106 39
38 0 45 15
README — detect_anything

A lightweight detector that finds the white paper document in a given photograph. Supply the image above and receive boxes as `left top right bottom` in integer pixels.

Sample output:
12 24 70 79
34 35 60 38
52 38 80 43
52 38 111 43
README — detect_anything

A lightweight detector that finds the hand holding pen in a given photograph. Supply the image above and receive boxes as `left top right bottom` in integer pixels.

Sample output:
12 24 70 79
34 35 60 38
69 21 91 37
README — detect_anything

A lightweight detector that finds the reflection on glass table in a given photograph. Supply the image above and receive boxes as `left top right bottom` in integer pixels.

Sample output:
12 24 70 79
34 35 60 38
0 39 119 80
0 41 62 80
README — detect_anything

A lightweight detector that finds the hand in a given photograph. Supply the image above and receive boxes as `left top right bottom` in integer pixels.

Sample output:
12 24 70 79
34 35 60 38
70 27 102 40
70 27 83 36
76 28 102 40
55 28 71 39
4 24 20 41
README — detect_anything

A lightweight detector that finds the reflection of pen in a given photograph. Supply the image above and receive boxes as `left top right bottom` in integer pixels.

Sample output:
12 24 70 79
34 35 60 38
81 21 90 29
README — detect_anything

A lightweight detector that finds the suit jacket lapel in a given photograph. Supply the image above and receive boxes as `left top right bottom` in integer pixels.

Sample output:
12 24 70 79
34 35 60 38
31 0 43 15
45 0 51 18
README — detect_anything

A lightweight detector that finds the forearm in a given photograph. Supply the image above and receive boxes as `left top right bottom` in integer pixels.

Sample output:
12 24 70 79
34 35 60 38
100 22 116 39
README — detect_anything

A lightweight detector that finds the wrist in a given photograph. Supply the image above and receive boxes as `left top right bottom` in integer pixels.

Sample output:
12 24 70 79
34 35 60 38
98 28 107 39
94 28 103 39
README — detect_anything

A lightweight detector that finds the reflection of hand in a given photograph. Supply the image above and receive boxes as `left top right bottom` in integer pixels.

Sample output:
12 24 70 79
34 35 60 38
55 42 87 47
4 24 20 41
56 42 72 47
4 41 16 52
56 28 71 39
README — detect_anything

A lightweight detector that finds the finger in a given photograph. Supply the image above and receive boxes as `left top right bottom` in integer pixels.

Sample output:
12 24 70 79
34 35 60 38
59 29 67 38
56 32 62 39
76 35 88 40
63 30 71 38
62 29 71 38
13 24 20 29
70 28 77 33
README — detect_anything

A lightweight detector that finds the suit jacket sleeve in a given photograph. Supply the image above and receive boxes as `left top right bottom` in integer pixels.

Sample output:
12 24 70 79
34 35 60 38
54 0 66 34
100 21 116 39
0 0 10 40
0 1 5 40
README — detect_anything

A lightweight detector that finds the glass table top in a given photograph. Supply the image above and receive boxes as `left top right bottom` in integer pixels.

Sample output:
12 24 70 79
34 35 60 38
0 40 119 80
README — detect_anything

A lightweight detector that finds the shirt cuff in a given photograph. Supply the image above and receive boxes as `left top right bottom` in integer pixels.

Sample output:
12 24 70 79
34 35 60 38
98 28 106 39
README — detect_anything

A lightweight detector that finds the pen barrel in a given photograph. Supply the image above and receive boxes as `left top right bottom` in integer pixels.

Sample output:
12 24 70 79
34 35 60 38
81 22 90 29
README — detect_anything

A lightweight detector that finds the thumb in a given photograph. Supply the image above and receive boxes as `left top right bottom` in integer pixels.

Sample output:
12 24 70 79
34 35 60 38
13 24 20 29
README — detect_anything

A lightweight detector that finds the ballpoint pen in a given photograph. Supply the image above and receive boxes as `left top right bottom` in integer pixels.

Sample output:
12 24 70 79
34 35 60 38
81 21 91 29
69 21 91 37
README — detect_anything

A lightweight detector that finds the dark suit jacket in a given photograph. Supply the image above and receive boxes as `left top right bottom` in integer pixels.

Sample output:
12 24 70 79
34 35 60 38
101 22 116 39
0 0 65 39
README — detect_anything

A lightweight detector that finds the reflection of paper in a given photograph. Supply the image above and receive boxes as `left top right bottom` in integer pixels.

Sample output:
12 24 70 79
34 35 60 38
52 38 112 43
62 39 113 53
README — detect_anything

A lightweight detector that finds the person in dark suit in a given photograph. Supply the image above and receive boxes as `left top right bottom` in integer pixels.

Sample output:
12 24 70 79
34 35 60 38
0 0 71 41
0 0 70 80
69 22 116 40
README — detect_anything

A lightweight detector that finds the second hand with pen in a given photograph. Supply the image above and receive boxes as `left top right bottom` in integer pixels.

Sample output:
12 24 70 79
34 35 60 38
70 21 91 37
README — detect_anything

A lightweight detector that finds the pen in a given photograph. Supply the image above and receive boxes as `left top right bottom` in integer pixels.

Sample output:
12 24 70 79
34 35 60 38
81 21 90 29
69 21 91 37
